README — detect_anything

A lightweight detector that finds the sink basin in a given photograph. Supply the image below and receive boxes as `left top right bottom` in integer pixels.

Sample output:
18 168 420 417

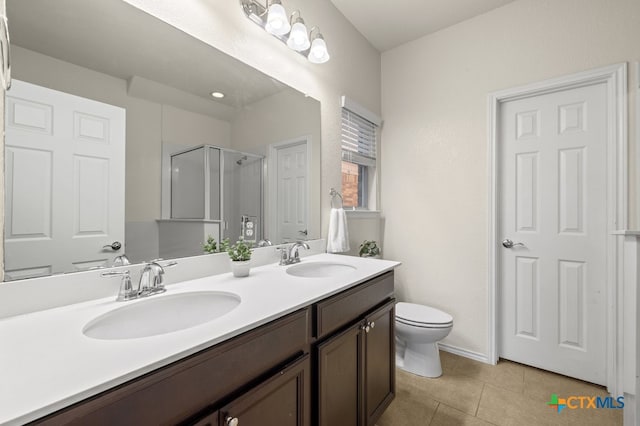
286 261 356 278
83 291 241 340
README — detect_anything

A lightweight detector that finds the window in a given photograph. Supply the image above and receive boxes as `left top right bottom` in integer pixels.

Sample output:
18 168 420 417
341 105 379 209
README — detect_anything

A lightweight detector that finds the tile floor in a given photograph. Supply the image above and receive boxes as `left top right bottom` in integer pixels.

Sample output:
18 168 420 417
377 351 623 426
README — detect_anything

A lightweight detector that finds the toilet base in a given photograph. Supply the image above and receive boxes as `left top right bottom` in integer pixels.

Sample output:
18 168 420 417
396 341 442 378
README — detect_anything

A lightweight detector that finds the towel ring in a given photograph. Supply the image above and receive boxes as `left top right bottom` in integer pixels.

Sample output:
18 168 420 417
329 188 343 208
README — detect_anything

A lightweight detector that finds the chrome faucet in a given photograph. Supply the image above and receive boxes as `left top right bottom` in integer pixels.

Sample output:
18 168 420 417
138 260 177 296
101 260 177 301
257 239 273 247
279 242 310 265
289 241 310 262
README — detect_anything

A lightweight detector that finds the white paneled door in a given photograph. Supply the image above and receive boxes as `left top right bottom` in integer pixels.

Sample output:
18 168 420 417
498 83 607 385
4 80 125 279
276 141 308 243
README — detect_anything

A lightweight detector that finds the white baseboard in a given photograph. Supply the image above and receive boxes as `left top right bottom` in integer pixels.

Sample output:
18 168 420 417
438 343 491 365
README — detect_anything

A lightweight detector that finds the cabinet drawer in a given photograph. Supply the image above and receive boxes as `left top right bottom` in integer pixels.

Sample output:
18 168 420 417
314 271 393 339
35 308 310 426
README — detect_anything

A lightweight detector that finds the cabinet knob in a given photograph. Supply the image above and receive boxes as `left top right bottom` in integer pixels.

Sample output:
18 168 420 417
226 416 239 426
361 321 375 333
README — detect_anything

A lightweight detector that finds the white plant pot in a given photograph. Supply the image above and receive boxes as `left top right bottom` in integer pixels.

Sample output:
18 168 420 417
361 254 381 259
231 260 251 277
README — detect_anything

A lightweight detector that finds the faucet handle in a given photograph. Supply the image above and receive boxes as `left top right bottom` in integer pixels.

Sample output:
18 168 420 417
113 255 131 267
150 259 178 268
276 247 289 265
102 270 135 301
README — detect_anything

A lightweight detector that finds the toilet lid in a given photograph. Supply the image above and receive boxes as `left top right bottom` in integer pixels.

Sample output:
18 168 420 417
396 302 453 327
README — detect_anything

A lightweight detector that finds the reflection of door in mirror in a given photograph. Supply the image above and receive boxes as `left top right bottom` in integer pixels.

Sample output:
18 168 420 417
270 139 309 243
4 80 125 280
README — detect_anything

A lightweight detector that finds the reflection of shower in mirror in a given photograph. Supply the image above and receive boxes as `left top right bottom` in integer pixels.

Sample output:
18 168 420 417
158 145 264 259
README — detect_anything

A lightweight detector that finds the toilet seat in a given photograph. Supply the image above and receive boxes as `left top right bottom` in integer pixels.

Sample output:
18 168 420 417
395 302 453 329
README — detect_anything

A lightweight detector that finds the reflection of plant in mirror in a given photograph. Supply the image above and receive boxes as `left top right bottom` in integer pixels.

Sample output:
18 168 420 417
228 240 253 262
203 236 217 253
219 238 231 253
359 240 381 258
204 236 232 254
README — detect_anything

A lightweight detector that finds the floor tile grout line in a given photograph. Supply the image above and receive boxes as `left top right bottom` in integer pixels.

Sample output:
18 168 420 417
427 401 440 426
475 383 485 417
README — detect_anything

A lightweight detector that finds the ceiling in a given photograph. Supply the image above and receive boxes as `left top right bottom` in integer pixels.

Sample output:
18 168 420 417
330 0 517 52
7 0 288 111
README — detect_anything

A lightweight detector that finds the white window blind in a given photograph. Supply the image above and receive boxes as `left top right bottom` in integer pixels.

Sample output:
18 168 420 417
341 108 377 167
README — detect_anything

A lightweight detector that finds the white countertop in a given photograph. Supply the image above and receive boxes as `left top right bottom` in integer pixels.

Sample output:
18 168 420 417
0 253 399 425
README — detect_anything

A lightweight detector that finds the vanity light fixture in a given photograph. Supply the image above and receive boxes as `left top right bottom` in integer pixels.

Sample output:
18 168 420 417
240 0 330 64
286 12 310 51
264 0 290 36
308 27 330 64
210 91 225 99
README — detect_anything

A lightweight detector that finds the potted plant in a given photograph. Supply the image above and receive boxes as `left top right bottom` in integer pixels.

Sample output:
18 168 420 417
359 240 381 258
227 239 253 277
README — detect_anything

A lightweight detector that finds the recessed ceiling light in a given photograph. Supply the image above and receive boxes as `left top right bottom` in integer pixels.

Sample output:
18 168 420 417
211 91 225 99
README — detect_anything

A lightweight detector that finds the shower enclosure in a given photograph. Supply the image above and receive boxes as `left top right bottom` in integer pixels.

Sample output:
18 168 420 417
166 145 263 249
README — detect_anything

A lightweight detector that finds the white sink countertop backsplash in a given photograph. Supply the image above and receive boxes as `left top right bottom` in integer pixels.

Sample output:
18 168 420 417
0 252 400 425
0 239 327 319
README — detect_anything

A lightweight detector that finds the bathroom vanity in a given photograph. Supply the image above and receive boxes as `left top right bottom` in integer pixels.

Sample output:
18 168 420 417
0 254 399 426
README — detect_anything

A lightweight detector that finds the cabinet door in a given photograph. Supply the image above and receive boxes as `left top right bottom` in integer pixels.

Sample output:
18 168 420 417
316 322 362 426
219 355 310 426
364 300 395 426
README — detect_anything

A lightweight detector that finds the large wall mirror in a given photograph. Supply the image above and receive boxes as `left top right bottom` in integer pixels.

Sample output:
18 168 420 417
4 0 321 281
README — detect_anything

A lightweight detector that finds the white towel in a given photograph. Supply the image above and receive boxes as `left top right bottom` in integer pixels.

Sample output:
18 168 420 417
327 208 350 253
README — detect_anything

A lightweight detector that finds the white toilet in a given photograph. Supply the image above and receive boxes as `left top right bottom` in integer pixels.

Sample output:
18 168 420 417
395 302 453 378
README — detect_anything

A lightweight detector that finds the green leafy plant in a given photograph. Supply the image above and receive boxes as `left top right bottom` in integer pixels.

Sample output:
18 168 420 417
227 239 252 262
203 235 218 253
219 238 231 253
204 236 231 254
359 240 381 258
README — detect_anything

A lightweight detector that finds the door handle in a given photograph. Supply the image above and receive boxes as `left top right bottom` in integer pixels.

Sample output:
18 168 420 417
299 229 308 236
502 239 525 249
103 241 122 251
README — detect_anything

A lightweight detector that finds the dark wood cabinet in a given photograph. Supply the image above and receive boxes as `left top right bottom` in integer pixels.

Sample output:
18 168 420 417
31 271 395 426
218 355 310 426
314 271 394 340
363 301 395 426
317 320 362 426
315 272 396 426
